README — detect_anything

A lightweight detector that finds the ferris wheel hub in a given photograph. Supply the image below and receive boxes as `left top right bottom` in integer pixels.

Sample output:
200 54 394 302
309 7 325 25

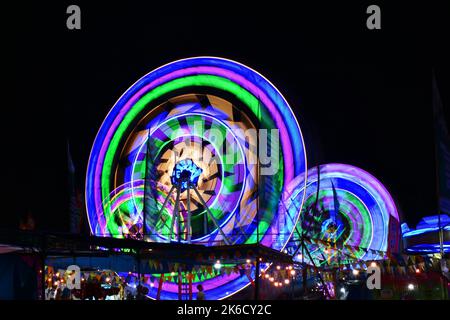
171 158 203 191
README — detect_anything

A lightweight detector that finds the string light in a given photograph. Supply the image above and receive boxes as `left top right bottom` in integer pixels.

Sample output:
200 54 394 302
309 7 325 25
264 274 270 279
415 268 420 274
276 265 281 270
269 277 274 282
246 259 251 264
352 269 359 276
407 283 414 291
106 277 111 283
371 262 377 268
274 282 279 287
290 270 296 276
284 279 290 284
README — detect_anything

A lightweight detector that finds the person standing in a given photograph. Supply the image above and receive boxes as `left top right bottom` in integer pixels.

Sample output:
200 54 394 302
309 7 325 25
196 284 205 300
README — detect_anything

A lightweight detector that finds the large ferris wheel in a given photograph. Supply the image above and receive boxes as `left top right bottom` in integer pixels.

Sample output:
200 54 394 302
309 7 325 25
85 57 308 299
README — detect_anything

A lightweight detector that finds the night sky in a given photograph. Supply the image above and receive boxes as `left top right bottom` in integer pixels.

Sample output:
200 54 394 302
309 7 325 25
9 2 450 232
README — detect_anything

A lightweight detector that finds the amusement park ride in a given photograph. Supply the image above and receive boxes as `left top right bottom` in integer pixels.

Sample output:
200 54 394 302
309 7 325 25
84 57 401 300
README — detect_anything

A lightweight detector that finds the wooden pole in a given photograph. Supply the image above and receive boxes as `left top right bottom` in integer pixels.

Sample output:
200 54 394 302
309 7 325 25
254 258 260 300
188 273 193 300
41 234 46 300
156 274 164 300
178 271 182 300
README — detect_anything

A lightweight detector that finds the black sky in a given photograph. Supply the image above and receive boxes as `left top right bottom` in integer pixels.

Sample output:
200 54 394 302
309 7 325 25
9 1 450 232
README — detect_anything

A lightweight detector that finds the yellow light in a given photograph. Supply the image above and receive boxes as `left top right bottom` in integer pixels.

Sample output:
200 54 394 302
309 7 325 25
106 277 111 283
284 279 290 284
269 277 274 282
290 270 296 276
265 274 269 279
407 283 414 291
288 266 293 270
81 278 85 282
246 259 251 264
171 272 175 276
274 282 279 287
371 262 377 268
415 268 420 274
276 265 281 270
56 272 60 277
352 269 359 276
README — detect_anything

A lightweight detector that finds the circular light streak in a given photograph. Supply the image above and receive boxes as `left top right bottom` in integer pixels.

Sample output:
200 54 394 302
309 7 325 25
85 57 307 300
284 163 399 265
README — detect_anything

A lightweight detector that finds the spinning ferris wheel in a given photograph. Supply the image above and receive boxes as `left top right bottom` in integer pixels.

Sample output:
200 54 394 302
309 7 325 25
284 163 400 266
85 57 308 299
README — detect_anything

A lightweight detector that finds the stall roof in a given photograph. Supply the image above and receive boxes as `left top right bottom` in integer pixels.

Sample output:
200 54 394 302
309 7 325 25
0 229 293 265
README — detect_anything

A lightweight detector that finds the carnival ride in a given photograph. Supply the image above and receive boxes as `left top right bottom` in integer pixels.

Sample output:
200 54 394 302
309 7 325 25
85 57 402 299
284 163 400 267
85 57 308 300
402 215 450 254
